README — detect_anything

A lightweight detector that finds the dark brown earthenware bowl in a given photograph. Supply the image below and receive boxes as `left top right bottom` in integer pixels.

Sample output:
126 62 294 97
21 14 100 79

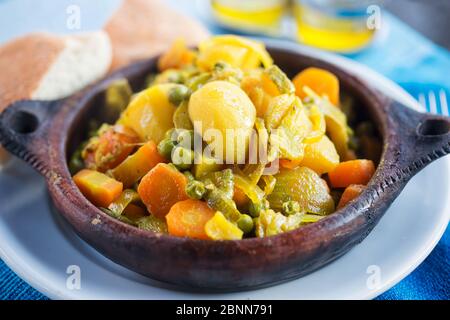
1 46 449 291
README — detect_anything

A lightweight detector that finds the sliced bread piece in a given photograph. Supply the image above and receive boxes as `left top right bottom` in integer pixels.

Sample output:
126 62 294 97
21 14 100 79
0 31 112 109
0 31 112 167
104 0 209 71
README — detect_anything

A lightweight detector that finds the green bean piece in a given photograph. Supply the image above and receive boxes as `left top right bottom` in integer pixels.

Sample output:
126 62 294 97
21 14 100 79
171 146 194 170
259 175 276 196
183 171 195 182
173 101 194 130
186 73 211 91
193 154 223 179
100 208 137 226
204 185 241 222
234 173 265 204
264 65 295 94
241 163 265 186
186 180 206 200
137 215 168 233
248 199 269 218
282 200 301 216
201 169 234 200
237 214 254 234
108 189 140 215
157 138 176 160
168 85 190 106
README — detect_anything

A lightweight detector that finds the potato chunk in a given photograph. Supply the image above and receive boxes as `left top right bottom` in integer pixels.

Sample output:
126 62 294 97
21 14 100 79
118 84 181 143
301 135 339 175
188 81 256 164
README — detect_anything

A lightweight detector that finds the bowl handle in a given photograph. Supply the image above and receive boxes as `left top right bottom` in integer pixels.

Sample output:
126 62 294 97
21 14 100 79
389 100 450 176
0 99 64 177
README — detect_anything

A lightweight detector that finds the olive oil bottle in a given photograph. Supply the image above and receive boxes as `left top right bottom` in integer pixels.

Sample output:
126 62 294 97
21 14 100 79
294 0 381 52
211 0 288 34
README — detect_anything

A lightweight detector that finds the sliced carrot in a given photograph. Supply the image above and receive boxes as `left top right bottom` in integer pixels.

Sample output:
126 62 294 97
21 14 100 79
111 140 166 187
293 67 340 106
233 185 249 207
157 39 195 71
337 184 366 209
137 163 188 219
328 159 375 188
166 199 215 239
73 169 123 207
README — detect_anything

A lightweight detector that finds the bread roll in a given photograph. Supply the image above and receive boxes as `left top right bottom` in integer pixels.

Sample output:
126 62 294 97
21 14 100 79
0 31 112 167
105 0 209 71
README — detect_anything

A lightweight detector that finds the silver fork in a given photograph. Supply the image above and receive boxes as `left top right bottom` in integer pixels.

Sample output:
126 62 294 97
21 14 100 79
417 89 449 116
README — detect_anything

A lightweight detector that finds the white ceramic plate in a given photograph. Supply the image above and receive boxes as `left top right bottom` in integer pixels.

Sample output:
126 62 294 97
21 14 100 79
0 41 449 300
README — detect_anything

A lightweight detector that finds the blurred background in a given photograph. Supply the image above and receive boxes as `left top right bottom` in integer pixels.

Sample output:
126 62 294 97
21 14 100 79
385 0 449 50
206 0 450 51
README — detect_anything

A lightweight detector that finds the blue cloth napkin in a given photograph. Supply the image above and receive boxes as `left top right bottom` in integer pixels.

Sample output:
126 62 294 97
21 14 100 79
0 1 448 300
0 260 48 300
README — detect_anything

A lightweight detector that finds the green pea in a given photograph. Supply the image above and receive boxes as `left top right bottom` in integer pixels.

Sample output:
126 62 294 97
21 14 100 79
237 214 254 234
282 200 300 216
186 180 206 200
168 85 190 106
164 128 177 141
171 147 194 170
157 138 176 160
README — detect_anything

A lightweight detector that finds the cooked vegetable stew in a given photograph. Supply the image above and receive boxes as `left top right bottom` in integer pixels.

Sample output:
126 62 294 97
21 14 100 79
71 35 381 240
